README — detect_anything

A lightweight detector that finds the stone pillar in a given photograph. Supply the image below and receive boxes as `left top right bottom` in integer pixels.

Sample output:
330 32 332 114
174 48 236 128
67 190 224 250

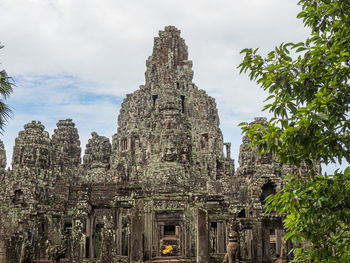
0 218 6 263
71 188 89 263
116 209 122 255
263 228 271 262
217 222 225 253
130 200 143 263
143 202 152 261
247 229 253 260
196 208 209 263
224 143 231 159
253 221 263 263
100 216 115 263
276 229 284 258
87 214 94 259
71 218 85 263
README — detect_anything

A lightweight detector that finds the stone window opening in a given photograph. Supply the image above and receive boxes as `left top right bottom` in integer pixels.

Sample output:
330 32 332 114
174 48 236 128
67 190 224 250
180 95 185 113
122 226 129 256
238 209 246 218
201 133 209 149
85 236 90 258
216 160 223 180
176 82 180 89
260 180 276 206
164 225 176 237
152 95 158 107
38 221 46 235
121 138 128 151
12 189 23 204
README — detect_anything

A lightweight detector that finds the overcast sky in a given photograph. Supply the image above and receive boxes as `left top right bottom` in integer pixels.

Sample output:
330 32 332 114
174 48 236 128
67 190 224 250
0 0 345 173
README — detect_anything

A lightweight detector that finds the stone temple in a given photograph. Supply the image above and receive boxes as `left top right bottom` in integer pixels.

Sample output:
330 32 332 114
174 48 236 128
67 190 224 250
0 26 296 263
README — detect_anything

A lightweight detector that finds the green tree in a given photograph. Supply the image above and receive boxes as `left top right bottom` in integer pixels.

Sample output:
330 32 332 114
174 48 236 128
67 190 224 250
238 0 350 262
0 44 13 132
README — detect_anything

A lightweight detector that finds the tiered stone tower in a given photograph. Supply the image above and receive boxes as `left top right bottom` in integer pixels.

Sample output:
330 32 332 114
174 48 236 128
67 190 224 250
111 26 233 192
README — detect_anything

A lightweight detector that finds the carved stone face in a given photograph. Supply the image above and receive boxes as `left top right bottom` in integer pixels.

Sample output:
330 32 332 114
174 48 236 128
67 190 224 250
162 142 178 162
259 152 272 164
22 147 36 166
228 230 239 242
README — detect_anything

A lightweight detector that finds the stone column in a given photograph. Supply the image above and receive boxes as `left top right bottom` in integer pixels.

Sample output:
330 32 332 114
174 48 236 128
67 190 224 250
276 229 284 258
116 209 122 255
71 218 85 263
247 229 253 260
196 208 209 263
71 188 89 263
0 218 6 263
130 199 143 263
87 214 94 259
224 143 231 159
263 228 271 262
143 201 152 261
253 220 263 263
100 216 115 263
217 222 225 253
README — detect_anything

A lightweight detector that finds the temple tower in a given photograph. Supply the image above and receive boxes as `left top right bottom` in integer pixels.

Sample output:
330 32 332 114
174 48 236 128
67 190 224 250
111 26 233 192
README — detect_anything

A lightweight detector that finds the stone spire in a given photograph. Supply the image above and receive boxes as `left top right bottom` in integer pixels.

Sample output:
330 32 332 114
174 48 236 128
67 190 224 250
12 121 51 169
83 132 111 170
51 119 81 173
145 26 193 86
11 121 53 205
83 132 112 182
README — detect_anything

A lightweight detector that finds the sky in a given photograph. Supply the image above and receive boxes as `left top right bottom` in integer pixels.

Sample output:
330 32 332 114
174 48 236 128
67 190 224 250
0 0 346 173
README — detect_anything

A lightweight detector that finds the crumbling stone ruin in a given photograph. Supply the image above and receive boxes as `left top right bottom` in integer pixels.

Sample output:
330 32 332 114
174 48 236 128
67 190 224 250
0 26 294 263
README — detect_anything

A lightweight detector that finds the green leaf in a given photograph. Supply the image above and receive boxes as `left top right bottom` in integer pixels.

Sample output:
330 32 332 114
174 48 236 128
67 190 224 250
237 0 350 261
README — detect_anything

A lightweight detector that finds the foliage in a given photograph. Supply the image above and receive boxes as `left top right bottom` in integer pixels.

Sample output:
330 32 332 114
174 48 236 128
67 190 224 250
238 0 350 261
0 43 13 132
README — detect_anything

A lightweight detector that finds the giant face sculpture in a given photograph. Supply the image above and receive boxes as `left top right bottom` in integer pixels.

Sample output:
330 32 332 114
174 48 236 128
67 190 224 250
162 141 178 162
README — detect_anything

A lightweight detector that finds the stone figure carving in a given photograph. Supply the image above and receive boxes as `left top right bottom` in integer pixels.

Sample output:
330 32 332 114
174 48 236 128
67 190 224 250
100 217 114 263
46 239 66 263
223 229 240 263
19 238 33 263
258 152 273 165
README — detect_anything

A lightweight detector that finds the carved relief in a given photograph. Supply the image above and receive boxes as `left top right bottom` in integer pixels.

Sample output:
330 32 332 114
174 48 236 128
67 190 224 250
153 200 185 211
